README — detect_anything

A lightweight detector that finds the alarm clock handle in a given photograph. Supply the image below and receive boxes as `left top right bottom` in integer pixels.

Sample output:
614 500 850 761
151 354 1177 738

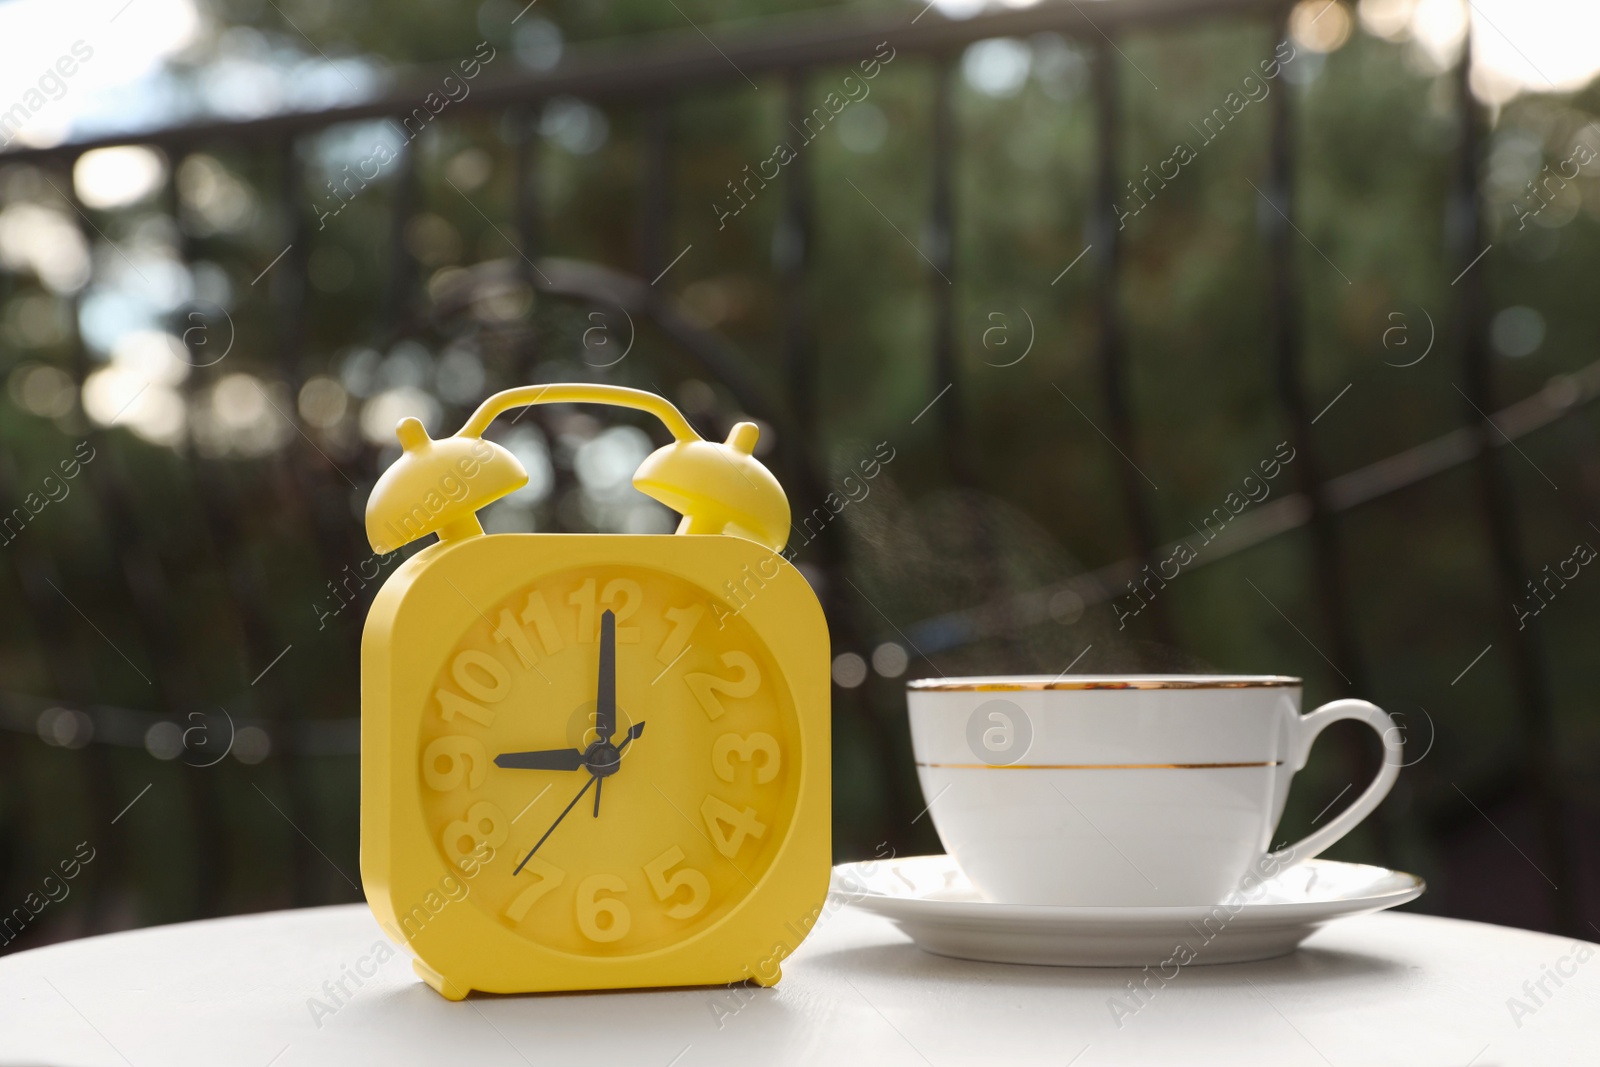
451 383 791 553
458 384 703 443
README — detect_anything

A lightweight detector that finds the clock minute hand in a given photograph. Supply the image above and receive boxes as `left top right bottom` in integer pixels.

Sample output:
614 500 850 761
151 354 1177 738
593 609 619 818
595 608 616 744
494 748 586 771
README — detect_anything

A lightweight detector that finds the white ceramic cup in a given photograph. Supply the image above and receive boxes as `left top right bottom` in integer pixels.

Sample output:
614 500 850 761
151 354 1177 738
906 675 1403 907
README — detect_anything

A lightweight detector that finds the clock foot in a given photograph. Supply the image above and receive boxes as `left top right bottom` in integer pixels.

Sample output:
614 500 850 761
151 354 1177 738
749 965 781 988
413 958 471 1001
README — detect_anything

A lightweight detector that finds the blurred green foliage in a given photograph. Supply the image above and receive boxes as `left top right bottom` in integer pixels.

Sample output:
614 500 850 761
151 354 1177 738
2 0 1599 948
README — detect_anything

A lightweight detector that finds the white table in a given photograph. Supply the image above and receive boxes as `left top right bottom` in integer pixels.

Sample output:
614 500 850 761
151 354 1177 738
2 903 1595 1065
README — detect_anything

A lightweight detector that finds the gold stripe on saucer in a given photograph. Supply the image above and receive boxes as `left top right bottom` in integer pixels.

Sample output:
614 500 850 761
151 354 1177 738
908 677 1300 692
915 760 1283 770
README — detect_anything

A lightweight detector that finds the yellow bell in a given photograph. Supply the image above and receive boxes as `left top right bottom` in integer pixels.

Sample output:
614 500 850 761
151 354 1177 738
364 416 527 555
634 422 788 552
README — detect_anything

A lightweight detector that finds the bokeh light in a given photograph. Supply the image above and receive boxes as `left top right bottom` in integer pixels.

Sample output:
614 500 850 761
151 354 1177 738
74 146 168 211
1291 1 1354 54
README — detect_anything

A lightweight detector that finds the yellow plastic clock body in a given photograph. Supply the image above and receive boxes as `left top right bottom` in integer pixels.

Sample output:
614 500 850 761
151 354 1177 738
358 385 830 999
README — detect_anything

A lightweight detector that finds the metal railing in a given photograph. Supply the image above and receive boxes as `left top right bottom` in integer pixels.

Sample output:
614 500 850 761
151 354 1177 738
0 0 1583 941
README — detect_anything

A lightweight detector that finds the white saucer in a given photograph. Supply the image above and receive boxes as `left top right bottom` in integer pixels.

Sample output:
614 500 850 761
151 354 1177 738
829 855 1424 967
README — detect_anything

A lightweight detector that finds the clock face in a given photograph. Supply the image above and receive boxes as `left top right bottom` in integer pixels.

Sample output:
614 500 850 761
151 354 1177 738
416 563 801 957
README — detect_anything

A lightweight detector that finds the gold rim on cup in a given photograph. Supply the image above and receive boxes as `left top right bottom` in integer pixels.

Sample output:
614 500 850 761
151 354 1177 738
906 675 1302 692
914 760 1286 770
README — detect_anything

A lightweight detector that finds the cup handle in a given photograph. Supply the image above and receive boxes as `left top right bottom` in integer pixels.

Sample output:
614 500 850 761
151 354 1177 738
1267 698 1403 866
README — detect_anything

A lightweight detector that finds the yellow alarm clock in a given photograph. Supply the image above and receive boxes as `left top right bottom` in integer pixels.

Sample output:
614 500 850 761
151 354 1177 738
359 383 830 999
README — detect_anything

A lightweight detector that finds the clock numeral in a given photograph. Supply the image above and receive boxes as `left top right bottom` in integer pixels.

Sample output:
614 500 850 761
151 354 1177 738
422 735 488 791
436 689 494 728
519 590 566 656
643 845 711 921
686 652 761 721
604 579 642 642
575 874 632 943
452 650 510 703
712 732 781 785
443 801 509 871
700 794 767 859
459 841 496 878
570 578 642 643
497 590 568 671
569 579 596 645
493 607 539 669
435 649 512 727
505 857 566 922
657 604 704 665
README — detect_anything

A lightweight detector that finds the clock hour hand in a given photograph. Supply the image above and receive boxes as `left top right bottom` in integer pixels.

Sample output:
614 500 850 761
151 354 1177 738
494 748 585 771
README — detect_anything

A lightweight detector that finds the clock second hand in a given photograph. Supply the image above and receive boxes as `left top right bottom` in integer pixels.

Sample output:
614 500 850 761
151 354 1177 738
514 774 598 875
513 721 645 875
593 608 617 819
